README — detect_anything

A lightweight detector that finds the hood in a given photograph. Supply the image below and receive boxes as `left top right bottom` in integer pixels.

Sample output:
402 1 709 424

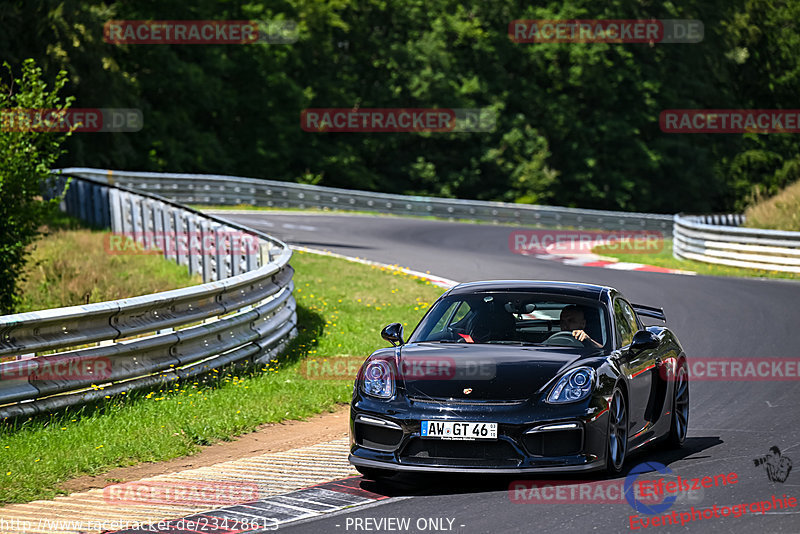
397 342 604 401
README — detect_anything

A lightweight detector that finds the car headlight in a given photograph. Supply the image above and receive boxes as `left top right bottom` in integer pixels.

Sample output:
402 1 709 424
547 366 595 403
361 360 395 399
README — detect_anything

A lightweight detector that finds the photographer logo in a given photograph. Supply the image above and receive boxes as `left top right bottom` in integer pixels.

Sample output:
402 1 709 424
754 446 793 483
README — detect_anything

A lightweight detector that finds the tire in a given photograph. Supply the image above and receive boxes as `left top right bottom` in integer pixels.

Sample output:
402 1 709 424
355 466 396 481
605 387 628 475
665 362 689 448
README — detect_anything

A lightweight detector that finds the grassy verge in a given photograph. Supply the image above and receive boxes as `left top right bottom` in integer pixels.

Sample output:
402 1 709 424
593 238 800 280
743 179 800 232
0 251 445 504
16 214 201 313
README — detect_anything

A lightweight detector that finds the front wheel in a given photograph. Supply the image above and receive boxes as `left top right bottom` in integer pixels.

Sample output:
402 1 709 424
605 387 628 475
665 362 689 448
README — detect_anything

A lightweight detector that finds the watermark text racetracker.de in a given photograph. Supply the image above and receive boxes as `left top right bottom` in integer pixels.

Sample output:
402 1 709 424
104 231 261 256
0 517 277 534
1 108 142 132
300 108 496 133
509 470 735 507
660 357 800 381
660 109 800 133
509 229 664 256
104 480 260 506
509 19 703 43
301 356 496 381
103 20 298 44
1 355 111 382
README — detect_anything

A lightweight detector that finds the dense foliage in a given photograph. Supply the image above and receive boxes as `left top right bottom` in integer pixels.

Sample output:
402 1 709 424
1 0 798 215
0 59 71 314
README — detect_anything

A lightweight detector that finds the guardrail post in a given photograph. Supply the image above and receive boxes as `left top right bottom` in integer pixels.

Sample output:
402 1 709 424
99 186 110 228
141 199 153 251
159 205 171 262
153 201 165 257
77 179 89 222
130 195 143 249
122 193 132 233
245 234 259 270
65 181 75 218
231 233 242 277
672 214 682 261
259 242 271 266
108 188 122 233
173 209 186 267
90 183 102 227
213 224 225 280
118 192 130 234
187 216 198 277
200 220 213 282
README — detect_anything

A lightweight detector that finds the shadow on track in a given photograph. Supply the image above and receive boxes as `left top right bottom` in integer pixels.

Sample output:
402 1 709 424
353 435 723 499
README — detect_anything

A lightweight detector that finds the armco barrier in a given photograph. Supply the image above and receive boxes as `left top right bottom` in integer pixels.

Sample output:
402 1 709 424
0 172 297 419
674 214 800 273
2 170 792 420
60 168 675 234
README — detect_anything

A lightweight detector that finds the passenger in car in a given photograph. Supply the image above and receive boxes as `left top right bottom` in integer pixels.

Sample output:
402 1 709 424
469 305 516 343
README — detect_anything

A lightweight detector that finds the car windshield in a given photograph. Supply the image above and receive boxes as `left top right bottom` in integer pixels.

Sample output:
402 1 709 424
409 292 608 348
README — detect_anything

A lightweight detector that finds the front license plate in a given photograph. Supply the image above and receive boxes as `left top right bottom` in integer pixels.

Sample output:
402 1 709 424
421 421 497 440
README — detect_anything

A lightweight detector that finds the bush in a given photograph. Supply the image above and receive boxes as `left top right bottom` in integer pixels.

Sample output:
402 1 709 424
0 59 73 314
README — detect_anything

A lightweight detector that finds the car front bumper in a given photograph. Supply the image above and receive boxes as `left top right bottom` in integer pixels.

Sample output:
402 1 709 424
349 454 606 474
349 393 611 474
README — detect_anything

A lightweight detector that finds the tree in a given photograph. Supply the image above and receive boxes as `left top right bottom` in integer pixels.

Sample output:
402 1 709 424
1 0 797 214
0 59 72 314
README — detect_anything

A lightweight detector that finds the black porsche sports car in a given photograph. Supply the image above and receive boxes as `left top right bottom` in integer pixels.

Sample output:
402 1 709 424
349 281 689 478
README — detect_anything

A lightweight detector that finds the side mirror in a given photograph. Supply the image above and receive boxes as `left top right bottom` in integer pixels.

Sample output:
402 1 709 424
630 330 659 351
381 323 404 346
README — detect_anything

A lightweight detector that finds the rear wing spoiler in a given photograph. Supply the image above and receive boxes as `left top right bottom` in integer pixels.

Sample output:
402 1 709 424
632 303 666 322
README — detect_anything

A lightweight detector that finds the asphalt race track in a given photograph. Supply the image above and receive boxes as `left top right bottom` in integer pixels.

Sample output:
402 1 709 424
226 211 800 534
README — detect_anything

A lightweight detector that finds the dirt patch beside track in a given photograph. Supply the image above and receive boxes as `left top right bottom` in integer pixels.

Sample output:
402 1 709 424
58 403 350 494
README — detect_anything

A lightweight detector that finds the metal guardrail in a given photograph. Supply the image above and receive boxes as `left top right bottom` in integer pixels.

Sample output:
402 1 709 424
5 168 792 420
685 213 747 227
0 172 297 419
674 214 800 273
60 168 675 234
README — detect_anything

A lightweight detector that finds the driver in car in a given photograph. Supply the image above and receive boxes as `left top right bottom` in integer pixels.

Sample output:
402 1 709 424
555 305 602 348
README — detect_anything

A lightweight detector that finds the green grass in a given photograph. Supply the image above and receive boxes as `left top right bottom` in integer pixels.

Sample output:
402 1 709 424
0 251 445 504
15 216 201 313
593 238 800 280
743 179 800 231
